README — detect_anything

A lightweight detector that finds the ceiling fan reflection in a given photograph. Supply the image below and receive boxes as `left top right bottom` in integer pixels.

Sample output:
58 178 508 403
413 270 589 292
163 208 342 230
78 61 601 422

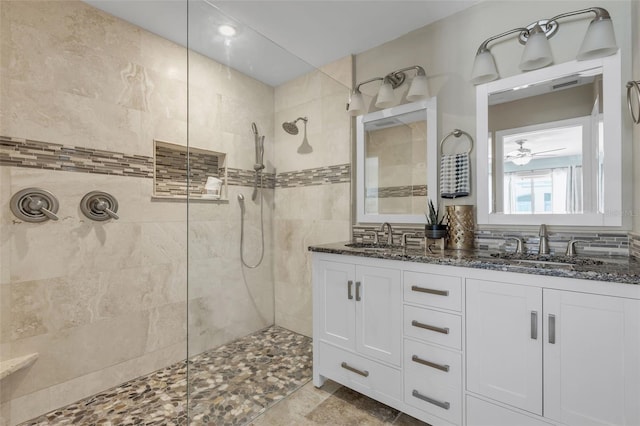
505 139 565 166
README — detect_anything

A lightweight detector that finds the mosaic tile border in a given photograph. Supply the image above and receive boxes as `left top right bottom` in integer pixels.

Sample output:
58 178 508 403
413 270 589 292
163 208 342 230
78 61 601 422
629 233 640 259
276 164 350 188
366 184 427 198
1 136 349 189
223 167 276 189
353 225 631 256
0 136 154 178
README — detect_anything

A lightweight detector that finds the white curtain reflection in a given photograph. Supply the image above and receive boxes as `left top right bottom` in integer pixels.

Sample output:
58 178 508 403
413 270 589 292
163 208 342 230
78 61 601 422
504 165 583 214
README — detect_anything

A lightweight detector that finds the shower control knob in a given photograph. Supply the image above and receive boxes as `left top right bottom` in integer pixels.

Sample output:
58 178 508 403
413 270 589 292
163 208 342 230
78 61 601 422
80 191 119 221
10 188 60 222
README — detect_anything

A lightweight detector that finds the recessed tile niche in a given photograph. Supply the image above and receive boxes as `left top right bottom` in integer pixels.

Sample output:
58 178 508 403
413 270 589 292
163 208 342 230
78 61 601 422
153 140 227 201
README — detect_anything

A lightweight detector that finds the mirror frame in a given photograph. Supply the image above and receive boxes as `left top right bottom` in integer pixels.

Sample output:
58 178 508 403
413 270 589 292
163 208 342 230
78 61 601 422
356 98 437 224
476 52 625 227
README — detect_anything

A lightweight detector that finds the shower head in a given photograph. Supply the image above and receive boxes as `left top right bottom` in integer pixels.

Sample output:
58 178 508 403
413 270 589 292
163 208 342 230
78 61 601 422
282 122 299 135
237 193 245 202
282 117 308 135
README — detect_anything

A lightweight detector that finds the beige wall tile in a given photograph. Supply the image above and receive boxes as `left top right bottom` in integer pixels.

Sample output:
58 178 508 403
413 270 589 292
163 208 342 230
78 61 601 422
4 310 149 400
1 1 276 421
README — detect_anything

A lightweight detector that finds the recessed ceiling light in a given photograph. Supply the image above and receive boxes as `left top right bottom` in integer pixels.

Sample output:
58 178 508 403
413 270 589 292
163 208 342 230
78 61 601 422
218 25 236 37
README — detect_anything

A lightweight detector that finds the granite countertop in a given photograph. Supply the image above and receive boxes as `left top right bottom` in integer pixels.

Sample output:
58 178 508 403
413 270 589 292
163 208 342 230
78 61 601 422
309 241 640 285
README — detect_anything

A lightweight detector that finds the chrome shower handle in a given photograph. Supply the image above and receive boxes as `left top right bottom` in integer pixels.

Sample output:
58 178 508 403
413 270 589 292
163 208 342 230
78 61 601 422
94 199 119 220
27 196 59 221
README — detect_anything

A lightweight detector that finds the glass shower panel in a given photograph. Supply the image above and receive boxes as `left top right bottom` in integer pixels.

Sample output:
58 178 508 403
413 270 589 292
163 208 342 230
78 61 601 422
0 1 189 424
185 1 352 423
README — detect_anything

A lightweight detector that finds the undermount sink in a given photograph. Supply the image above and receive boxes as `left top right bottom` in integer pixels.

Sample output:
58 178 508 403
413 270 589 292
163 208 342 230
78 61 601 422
344 242 398 251
489 252 605 267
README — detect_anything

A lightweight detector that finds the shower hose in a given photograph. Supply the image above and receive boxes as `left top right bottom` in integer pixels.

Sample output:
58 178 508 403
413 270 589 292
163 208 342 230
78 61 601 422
239 173 265 268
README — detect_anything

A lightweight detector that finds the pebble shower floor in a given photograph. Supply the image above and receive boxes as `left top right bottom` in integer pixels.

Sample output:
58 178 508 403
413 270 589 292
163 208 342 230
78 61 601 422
21 327 312 425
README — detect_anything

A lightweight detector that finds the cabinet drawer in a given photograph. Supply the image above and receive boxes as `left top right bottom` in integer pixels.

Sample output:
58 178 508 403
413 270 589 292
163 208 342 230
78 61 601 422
404 339 462 389
406 373 462 425
404 271 462 311
317 341 402 404
466 396 554 426
404 305 462 350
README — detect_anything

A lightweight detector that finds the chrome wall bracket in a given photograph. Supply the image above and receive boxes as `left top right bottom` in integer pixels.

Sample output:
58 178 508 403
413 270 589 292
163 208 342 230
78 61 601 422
10 188 60 222
80 191 119 221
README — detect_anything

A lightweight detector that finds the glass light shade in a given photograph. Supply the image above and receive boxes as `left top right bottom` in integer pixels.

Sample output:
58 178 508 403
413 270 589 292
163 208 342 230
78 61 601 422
511 155 532 166
375 81 396 108
576 18 618 60
519 26 553 71
471 50 499 85
406 75 429 101
347 91 365 116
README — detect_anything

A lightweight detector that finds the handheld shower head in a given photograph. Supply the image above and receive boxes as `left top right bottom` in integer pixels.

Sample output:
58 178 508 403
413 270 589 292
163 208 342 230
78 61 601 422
282 117 308 135
251 122 258 136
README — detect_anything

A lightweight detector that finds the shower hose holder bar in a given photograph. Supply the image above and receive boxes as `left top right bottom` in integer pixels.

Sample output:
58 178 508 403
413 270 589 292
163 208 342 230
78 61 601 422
627 80 640 124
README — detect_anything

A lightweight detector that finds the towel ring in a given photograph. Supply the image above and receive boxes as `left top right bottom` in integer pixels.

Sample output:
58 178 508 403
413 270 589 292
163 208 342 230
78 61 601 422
627 80 640 124
440 129 474 155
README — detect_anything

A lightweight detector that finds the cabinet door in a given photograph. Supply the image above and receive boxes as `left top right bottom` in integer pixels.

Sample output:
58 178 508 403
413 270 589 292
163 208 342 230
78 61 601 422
315 260 356 350
544 290 640 426
355 265 402 366
466 279 543 415
467 396 554 426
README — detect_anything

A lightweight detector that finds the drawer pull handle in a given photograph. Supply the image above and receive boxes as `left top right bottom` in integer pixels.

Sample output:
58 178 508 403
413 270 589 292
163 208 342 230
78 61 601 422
411 320 449 335
347 280 353 300
412 390 450 410
531 311 538 340
341 362 369 377
549 314 556 344
411 355 450 372
355 281 361 301
411 285 449 296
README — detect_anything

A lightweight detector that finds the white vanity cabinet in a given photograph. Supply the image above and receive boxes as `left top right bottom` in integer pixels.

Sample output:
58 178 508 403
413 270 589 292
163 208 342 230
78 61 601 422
312 250 640 426
314 258 402 365
313 256 404 408
313 253 465 426
466 279 640 426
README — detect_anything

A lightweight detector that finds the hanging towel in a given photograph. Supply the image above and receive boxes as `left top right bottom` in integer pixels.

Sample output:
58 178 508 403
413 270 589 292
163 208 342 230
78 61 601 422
440 153 470 199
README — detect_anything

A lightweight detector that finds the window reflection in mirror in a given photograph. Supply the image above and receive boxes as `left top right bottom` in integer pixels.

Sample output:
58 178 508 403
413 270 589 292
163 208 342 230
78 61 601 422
364 110 426 216
489 70 603 216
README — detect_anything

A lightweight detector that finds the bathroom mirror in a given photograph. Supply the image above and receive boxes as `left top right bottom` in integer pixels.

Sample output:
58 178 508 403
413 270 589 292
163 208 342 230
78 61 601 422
476 52 627 227
356 99 437 223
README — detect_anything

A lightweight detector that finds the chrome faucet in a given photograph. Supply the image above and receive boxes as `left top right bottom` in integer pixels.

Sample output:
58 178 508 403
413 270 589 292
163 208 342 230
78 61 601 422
505 237 524 254
565 239 588 256
380 222 394 245
538 224 550 255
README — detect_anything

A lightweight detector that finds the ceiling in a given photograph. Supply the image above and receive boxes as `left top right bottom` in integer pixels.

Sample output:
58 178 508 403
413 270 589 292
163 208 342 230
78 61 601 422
84 0 477 86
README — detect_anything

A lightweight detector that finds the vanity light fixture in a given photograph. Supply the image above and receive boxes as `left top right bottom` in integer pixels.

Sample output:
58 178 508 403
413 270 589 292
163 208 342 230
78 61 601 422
471 7 617 85
347 65 429 116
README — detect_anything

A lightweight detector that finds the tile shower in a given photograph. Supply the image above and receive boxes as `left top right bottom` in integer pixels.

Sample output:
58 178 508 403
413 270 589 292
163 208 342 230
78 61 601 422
0 1 351 425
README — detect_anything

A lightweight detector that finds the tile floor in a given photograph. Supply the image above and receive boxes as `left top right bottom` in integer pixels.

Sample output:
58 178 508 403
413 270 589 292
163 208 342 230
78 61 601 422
19 326 428 425
250 381 429 426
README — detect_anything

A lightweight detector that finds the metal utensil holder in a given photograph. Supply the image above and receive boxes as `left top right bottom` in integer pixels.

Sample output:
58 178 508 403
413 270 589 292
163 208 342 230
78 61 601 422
445 205 475 250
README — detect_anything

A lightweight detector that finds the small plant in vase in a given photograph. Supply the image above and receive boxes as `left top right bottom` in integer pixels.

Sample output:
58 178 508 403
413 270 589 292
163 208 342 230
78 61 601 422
425 199 448 239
